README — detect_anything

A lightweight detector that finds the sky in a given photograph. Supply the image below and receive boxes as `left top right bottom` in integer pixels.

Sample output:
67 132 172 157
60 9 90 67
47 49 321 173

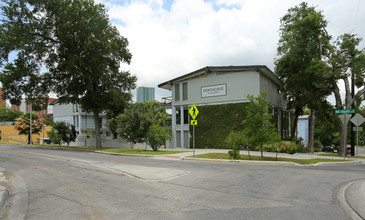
95 0 365 104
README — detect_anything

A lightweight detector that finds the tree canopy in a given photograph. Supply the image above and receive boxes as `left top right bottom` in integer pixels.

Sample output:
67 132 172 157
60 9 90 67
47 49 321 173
14 112 43 144
0 0 136 149
116 101 171 150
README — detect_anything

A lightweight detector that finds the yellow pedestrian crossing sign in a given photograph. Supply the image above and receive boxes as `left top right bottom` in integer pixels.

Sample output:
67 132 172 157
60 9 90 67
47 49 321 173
191 120 197 125
189 104 199 119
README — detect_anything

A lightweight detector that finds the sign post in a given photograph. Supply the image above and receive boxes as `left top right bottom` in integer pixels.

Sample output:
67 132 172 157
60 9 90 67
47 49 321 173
189 104 199 156
336 108 354 160
350 113 365 156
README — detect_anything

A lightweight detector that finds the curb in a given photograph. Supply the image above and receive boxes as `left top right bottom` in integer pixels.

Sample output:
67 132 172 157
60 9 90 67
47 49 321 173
94 151 156 158
345 180 365 219
183 157 297 166
0 170 9 213
0 186 9 211
338 180 365 220
311 161 363 166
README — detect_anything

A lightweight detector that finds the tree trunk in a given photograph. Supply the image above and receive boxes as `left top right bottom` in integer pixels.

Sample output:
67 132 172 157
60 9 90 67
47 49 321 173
290 107 300 140
92 108 102 149
308 109 315 154
260 145 263 159
338 123 345 156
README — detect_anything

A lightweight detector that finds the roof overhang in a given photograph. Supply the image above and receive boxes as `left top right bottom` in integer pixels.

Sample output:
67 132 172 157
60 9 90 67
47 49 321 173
158 65 282 90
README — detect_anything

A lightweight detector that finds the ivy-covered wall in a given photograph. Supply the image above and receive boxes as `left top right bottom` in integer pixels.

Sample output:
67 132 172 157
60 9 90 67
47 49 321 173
190 102 289 149
190 102 248 149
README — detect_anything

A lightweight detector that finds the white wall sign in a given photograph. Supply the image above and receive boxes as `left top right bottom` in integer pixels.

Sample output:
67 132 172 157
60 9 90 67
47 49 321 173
201 84 227 98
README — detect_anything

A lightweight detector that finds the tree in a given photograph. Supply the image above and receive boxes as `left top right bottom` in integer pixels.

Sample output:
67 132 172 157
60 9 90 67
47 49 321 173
116 101 171 149
105 118 118 139
43 114 54 126
0 0 137 149
275 2 332 153
14 112 43 144
0 104 22 122
146 124 172 151
47 121 77 146
242 93 281 159
326 33 365 155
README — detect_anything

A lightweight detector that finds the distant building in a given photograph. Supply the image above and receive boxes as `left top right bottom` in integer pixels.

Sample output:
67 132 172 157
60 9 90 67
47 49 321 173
11 98 56 119
136 86 155 103
51 100 110 138
297 115 309 147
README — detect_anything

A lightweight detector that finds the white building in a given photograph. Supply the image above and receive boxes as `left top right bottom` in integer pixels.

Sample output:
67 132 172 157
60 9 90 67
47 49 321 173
51 101 111 139
297 115 310 147
158 65 289 148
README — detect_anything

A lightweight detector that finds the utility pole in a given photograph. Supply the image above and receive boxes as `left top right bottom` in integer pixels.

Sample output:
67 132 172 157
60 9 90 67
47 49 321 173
350 73 355 156
30 104 32 145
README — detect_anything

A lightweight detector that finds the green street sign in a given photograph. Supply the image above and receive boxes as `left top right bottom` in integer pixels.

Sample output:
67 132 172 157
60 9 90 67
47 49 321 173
335 109 355 114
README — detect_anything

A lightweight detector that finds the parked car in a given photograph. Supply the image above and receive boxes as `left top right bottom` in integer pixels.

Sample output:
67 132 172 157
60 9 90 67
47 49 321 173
322 146 334 152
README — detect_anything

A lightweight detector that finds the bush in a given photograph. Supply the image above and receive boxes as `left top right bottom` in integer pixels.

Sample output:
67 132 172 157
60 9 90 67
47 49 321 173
262 141 309 154
226 131 241 159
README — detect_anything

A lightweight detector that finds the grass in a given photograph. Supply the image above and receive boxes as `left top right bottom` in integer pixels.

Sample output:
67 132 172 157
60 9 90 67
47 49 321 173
1 142 188 155
318 153 365 159
192 153 347 165
100 149 189 155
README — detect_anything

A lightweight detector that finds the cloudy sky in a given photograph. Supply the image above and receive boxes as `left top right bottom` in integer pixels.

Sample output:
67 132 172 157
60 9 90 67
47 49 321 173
97 0 365 103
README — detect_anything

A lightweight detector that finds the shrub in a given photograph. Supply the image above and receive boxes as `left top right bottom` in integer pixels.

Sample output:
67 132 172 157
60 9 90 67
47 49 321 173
262 141 309 154
227 131 241 159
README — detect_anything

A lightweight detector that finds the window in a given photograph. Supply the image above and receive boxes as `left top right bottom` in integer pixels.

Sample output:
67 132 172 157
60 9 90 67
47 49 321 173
184 109 188 124
183 83 188 100
175 84 180 101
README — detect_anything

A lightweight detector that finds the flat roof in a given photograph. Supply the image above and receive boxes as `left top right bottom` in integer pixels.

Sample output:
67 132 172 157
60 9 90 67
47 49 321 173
158 65 282 90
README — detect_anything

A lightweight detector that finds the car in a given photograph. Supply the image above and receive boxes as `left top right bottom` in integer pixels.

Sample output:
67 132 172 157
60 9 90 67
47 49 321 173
322 146 334 152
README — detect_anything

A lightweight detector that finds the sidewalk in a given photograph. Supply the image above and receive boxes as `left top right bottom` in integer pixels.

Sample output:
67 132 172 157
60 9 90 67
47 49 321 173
157 148 365 165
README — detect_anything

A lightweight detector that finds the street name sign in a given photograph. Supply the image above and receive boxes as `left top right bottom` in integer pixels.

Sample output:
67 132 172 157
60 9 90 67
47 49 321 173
353 127 363 132
350 113 365 127
335 109 355 114
189 104 199 119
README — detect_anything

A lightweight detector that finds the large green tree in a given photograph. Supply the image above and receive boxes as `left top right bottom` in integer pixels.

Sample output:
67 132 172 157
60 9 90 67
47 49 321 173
275 2 332 153
0 0 136 149
242 93 281 159
116 101 171 150
326 33 365 155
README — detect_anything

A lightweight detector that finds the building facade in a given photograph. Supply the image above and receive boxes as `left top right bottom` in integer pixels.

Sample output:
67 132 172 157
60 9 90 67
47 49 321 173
51 101 111 139
136 86 155 103
158 65 289 148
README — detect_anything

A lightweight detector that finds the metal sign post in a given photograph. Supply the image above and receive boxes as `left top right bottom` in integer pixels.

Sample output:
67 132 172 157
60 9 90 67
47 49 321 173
189 105 199 157
350 113 365 156
336 108 354 160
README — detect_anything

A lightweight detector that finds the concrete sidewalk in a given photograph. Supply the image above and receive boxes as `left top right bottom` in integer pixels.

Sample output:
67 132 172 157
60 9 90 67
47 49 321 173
156 148 365 165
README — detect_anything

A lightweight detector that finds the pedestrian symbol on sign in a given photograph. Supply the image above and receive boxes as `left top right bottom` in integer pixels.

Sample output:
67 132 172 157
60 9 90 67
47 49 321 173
189 104 199 119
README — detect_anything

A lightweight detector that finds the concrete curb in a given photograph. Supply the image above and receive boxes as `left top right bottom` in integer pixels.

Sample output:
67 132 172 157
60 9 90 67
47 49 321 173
338 180 365 220
311 161 363 166
183 157 297 166
94 151 365 166
0 169 9 213
94 151 156 158
345 180 365 219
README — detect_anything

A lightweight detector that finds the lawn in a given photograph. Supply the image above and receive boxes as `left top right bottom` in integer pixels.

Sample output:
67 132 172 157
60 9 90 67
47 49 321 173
99 149 189 155
2 143 187 155
192 153 348 165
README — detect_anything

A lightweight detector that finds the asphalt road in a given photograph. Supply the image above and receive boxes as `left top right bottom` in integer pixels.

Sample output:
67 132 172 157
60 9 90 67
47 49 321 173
0 145 365 220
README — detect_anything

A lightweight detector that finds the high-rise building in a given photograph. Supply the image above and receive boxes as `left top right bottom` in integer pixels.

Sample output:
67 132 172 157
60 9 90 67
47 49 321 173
137 85 155 103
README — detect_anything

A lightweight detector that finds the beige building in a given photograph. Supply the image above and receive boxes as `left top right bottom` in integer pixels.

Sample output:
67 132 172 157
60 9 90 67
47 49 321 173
158 65 289 148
